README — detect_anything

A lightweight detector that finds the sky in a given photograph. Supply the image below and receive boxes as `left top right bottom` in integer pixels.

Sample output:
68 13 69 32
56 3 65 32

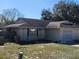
0 0 79 19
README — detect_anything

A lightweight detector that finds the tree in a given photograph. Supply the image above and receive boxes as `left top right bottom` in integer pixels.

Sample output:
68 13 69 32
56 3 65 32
0 14 5 25
0 8 24 25
53 0 79 24
53 1 68 20
41 0 79 24
41 9 53 21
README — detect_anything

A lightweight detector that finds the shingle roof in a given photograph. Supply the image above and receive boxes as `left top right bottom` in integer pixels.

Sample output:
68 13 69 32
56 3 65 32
16 18 49 27
46 21 73 28
3 18 49 28
4 23 25 28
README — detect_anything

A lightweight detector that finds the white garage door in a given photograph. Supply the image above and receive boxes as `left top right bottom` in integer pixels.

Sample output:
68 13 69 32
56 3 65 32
62 29 73 43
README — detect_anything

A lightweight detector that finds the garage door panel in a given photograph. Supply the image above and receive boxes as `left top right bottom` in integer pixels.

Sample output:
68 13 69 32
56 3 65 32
61 29 73 43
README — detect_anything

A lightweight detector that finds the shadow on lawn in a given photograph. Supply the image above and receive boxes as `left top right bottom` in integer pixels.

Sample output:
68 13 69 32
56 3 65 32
16 40 79 45
18 39 53 45
1 39 79 46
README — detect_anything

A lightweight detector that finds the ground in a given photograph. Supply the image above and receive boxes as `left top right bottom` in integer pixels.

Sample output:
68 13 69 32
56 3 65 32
0 43 79 59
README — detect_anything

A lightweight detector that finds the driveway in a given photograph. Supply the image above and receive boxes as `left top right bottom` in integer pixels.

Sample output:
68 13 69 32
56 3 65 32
72 45 79 47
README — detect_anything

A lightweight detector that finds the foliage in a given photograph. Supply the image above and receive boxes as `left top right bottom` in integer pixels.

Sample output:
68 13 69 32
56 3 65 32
0 8 24 25
41 9 53 21
41 0 79 24
53 0 79 24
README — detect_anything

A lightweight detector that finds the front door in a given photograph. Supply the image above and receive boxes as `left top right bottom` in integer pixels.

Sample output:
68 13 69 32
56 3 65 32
29 28 37 40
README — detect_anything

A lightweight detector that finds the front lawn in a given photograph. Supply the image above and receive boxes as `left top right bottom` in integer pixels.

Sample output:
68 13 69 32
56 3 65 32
0 43 79 59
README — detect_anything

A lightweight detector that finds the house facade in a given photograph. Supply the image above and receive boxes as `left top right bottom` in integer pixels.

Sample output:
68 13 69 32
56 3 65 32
3 18 48 43
3 18 79 43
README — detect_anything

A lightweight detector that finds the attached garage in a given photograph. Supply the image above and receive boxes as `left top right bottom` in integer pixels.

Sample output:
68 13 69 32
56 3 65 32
60 28 74 43
46 21 77 43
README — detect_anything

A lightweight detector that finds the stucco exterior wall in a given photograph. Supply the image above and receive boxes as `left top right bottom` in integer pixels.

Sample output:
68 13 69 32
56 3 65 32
17 28 28 41
73 28 79 41
60 28 79 43
38 29 45 39
17 28 45 41
16 27 79 43
45 28 60 42
60 28 74 43
45 28 79 43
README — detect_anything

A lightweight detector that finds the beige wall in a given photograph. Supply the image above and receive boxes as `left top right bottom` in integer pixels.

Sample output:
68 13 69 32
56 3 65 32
60 28 73 43
60 28 79 43
17 28 28 41
17 28 45 41
45 28 60 42
17 27 79 43
38 29 45 39
73 28 79 41
46 28 79 43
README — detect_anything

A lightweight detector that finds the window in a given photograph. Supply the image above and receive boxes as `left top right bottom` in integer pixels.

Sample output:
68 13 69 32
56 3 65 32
0 30 2 32
30 29 36 32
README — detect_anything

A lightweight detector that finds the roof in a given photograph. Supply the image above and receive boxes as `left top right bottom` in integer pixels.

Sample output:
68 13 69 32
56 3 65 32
4 23 25 28
16 18 49 27
46 21 74 28
4 18 49 28
4 18 76 28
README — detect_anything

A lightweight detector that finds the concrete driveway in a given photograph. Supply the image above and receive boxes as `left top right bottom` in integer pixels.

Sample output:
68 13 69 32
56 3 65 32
72 45 79 47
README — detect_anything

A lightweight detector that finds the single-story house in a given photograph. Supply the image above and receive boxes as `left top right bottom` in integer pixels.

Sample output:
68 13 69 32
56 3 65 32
2 18 79 43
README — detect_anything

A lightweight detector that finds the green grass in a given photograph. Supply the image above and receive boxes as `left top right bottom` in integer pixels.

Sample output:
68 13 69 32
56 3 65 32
0 43 79 59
